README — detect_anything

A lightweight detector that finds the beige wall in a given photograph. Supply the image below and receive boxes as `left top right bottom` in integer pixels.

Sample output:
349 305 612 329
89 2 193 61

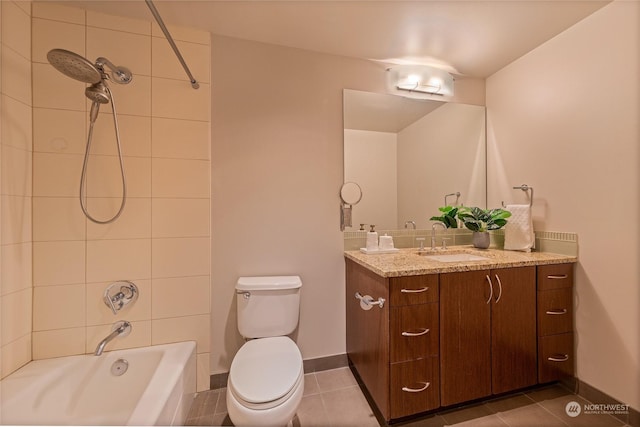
486 0 639 410
0 0 33 379
27 3 212 391
344 129 398 230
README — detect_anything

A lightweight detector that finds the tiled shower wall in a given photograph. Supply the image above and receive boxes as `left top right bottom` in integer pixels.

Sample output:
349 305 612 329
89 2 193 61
1 0 34 379
29 3 212 390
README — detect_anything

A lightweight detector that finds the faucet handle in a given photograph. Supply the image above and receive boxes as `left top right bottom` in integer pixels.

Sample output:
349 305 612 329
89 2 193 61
103 281 139 315
416 237 426 251
441 238 451 250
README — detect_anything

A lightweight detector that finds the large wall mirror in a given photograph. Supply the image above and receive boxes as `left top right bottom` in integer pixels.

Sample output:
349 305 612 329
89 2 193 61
343 89 487 230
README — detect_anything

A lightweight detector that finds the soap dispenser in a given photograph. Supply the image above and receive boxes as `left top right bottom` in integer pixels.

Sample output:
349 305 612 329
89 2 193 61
366 224 379 251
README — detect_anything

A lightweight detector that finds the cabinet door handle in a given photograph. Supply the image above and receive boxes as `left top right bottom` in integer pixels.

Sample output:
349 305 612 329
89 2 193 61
485 275 493 304
402 382 430 393
548 354 570 362
547 274 568 279
546 308 568 315
401 287 429 293
401 328 429 337
494 274 503 303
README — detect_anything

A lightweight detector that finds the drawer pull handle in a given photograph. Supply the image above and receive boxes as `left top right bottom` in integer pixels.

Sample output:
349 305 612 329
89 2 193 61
548 354 569 362
402 382 430 393
402 328 429 337
401 287 429 293
485 275 494 304
547 274 568 279
546 308 568 315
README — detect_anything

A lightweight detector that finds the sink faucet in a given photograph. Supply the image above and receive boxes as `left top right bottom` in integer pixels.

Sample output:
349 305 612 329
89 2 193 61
404 220 416 230
431 222 446 250
94 321 131 356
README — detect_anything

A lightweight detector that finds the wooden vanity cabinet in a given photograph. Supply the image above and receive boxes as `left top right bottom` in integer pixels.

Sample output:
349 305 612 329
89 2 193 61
439 266 537 406
537 263 575 383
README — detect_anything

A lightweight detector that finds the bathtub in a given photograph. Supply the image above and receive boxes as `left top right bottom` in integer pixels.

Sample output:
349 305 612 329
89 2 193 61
0 341 196 426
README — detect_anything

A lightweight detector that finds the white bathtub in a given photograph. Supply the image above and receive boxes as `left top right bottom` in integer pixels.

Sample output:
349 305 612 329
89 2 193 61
0 341 196 426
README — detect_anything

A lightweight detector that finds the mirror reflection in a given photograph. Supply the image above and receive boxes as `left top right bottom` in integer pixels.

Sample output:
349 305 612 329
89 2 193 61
343 89 486 230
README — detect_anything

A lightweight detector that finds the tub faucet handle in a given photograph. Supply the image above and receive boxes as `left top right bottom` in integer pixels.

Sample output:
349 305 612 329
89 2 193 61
104 281 139 315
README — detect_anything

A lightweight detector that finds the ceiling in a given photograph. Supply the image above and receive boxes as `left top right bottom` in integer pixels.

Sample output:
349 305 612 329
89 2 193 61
56 0 610 79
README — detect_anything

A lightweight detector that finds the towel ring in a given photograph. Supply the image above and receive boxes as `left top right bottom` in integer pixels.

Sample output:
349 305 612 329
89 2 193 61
502 184 533 208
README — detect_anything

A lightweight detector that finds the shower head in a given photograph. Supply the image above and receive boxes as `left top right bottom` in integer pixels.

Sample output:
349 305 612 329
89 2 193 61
96 57 133 85
47 49 102 84
85 82 111 104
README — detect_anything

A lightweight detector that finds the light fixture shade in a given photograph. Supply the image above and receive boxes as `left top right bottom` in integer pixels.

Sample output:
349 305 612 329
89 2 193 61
387 65 454 97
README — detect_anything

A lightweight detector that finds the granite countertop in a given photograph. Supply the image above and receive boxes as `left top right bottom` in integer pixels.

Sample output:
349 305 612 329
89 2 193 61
344 246 577 278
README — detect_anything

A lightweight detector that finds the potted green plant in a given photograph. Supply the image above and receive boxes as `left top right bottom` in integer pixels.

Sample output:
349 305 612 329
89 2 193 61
429 206 459 228
456 206 512 249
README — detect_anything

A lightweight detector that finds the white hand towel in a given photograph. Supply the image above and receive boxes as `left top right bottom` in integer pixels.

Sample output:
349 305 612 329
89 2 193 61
504 204 535 252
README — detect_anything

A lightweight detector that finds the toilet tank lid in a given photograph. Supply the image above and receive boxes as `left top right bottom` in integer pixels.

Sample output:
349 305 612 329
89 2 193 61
236 275 302 291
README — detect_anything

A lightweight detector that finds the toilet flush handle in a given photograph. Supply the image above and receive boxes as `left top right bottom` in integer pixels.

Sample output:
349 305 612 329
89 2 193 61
236 290 251 299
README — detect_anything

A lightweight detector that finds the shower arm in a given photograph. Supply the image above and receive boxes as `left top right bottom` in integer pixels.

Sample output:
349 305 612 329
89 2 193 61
145 0 199 89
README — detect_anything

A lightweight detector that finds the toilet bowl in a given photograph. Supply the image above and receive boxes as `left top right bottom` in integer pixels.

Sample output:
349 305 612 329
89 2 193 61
227 336 304 426
226 276 304 427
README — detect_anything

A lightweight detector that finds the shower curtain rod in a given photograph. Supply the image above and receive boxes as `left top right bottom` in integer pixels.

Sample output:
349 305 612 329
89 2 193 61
144 0 199 89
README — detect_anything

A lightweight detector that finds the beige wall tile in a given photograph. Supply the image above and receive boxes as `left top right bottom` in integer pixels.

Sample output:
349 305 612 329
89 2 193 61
1 334 31 378
33 197 85 241
85 156 151 198
152 158 209 198
91 113 151 157
33 284 86 331
152 198 209 238
1 1 31 59
32 2 85 24
1 242 32 295
151 314 209 353
12 1 31 16
33 240 85 286
151 118 209 160
33 152 83 197
1 288 32 345
86 238 151 283
33 63 85 110
86 279 151 326
2 95 33 151
152 78 210 121
86 198 151 240
100 75 151 116
33 108 86 154
87 27 151 77
152 276 210 319
86 320 151 353
1 195 31 245
1 44 32 106
87 10 151 35
152 24 210 45
152 38 210 83
1 145 32 196
32 327 86 359
32 18 85 64
152 237 210 278
197 352 210 392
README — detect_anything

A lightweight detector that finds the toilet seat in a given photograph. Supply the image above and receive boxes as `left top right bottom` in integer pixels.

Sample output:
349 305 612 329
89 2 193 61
228 336 303 410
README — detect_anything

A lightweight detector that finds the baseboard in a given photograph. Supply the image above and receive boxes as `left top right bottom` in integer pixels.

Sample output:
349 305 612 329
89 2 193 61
577 378 639 426
209 353 349 391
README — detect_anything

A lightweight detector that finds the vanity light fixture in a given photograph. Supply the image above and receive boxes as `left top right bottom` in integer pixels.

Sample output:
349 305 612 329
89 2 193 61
387 64 454 97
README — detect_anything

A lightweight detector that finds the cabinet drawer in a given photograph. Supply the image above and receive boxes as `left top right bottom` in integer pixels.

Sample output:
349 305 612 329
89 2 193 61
538 289 573 336
391 303 439 363
537 264 574 291
538 333 574 383
390 357 440 419
390 275 439 306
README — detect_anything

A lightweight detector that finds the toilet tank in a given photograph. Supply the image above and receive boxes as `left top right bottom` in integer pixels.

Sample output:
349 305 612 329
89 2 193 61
235 276 302 339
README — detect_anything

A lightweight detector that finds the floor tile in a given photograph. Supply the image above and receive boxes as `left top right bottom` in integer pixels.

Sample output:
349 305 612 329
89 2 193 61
211 412 233 426
304 373 321 396
496 403 568 427
526 383 574 403
293 394 331 427
538 395 624 427
439 402 495 425
484 393 536 413
215 387 228 414
396 414 448 427
449 413 509 427
321 385 379 427
315 367 358 393
186 389 220 421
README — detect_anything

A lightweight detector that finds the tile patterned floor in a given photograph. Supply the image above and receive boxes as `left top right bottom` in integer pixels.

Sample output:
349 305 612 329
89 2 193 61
185 367 630 427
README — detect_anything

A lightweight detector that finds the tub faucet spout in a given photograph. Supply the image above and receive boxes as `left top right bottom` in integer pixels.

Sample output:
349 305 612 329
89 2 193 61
94 321 131 356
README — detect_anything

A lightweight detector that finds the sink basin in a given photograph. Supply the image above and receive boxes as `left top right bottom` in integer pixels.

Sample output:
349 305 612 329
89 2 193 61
422 253 490 263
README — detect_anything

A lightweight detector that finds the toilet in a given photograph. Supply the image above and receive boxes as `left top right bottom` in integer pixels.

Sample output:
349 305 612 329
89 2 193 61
226 276 304 427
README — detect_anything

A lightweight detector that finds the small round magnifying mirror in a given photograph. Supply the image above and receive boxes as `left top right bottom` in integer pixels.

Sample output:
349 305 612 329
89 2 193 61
340 182 362 205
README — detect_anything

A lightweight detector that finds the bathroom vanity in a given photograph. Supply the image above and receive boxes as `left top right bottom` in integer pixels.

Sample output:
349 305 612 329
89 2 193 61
344 247 576 423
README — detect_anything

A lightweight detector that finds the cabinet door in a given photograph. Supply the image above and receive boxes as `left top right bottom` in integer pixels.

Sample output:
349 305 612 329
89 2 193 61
440 270 491 406
345 259 390 420
538 288 573 336
391 303 438 363
390 357 440 419
490 266 537 394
